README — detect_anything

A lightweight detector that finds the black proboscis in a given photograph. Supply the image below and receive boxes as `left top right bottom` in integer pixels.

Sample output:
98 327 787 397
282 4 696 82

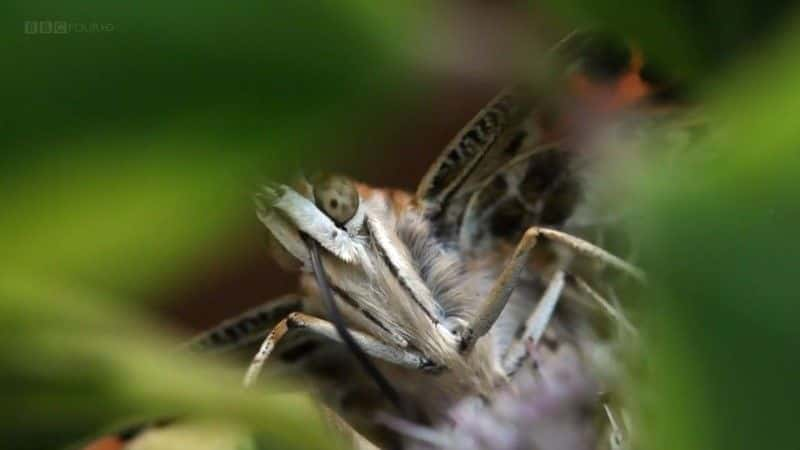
305 237 411 418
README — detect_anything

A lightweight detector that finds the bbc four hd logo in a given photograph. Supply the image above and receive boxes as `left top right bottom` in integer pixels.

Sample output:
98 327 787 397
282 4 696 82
24 21 114 34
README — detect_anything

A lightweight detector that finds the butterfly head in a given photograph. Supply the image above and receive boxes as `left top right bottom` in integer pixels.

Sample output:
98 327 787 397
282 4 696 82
255 174 373 273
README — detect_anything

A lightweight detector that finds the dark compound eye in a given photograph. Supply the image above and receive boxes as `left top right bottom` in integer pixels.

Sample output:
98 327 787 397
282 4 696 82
311 174 359 225
559 31 631 83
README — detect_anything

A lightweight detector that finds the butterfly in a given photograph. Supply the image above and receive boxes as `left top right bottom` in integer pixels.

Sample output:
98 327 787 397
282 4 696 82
82 32 692 450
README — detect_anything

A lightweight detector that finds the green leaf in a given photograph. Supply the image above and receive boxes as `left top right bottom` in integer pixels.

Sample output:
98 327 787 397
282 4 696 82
0 273 344 450
636 20 800 450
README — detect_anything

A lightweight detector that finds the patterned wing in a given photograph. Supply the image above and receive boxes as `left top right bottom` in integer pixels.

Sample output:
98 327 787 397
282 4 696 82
185 294 303 353
416 32 691 252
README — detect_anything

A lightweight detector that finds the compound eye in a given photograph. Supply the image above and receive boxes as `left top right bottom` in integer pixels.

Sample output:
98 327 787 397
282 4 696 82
311 174 359 226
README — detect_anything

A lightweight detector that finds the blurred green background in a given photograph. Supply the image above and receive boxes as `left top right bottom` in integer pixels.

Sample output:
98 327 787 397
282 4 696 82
1 1 798 449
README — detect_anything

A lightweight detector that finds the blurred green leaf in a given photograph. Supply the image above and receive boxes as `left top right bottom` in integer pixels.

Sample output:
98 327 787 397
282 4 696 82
0 2 430 447
636 19 800 450
0 272 343 450
0 0 416 147
0 0 426 298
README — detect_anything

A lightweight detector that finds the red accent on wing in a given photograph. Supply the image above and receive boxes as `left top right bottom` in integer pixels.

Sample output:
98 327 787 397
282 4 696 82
81 436 126 450
568 49 652 113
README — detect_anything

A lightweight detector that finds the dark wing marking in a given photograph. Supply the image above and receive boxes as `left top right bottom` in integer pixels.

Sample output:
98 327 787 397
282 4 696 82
417 32 690 251
415 83 569 249
183 293 347 386
185 294 303 353
415 88 539 244
415 87 534 219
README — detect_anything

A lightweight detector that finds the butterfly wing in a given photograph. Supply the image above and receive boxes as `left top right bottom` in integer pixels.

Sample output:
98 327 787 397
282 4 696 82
416 32 690 252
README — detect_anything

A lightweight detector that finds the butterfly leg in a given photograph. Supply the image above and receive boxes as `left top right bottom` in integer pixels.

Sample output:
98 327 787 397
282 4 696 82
604 403 627 450
567 274 638 336
461 227 643 353
244 312 433 387
183 294 304 353
536 228 646 281
501 270 566 376
500 270 640 376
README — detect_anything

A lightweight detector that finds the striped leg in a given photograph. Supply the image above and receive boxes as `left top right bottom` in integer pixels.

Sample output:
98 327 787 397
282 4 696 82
604 403 627 450
183 294 303 353
501 270 640 376
502 270 566 376
461 227 644 353
244 312 433 387
567 274 638 336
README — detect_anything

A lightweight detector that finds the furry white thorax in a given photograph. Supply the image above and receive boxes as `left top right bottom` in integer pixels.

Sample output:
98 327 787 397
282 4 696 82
358 196 466 358
364 214 444 323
